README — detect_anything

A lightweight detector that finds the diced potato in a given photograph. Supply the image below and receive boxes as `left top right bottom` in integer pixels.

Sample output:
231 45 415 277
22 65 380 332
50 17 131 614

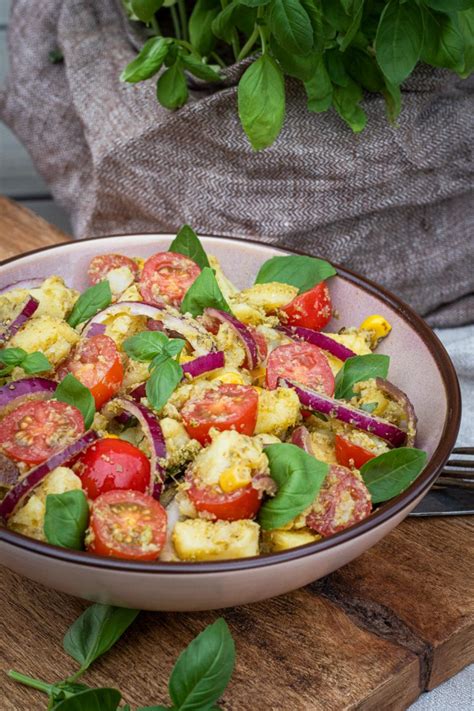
263 528 321 552
173 519 260 561
237 282 298 313
192 430 268 488
9 315 79 365
308 419 337 464
325 330 372 355
215 323 246 368
121 359 149 391
106 267 135 297
208 255 238 301
230 301 267 326
102 310 148 349
0 276 79 324
118 284 142 302
254 387 301 437
160 417 201 470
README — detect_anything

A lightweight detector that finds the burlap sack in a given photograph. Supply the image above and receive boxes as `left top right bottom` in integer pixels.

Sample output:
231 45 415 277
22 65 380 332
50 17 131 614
1 0 473 326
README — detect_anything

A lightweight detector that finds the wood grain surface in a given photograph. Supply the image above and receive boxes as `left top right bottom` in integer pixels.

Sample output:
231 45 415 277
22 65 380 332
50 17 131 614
0 197 473 711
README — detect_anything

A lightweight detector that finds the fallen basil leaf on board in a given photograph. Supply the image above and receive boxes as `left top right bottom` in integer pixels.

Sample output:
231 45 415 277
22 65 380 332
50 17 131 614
255 255 336 293
334 354 390 400
361 447 428 504
44 490 89 550
51 687 122 711
181 267 231 317
55 374 96 429
260 443 329 530
63 604 139 673
67 281 112 329
146 357 183 412
168 224 211 270
168 618 235 711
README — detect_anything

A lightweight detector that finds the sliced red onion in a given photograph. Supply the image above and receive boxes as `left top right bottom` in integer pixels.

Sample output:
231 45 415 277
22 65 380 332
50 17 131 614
113 398 166 499
85 322 107 337
0 453 20 488
282 378 407 448
0 430 98 521
290 426 315 455
0 296 39 345
0 377 57 411
374 378 417 447
81 301 165 338
252 473 277 497
0 278 45 295
203 308 259 370
278 325 356 361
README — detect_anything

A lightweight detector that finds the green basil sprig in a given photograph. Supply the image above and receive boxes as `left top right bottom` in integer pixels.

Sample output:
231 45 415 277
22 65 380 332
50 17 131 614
180 267 232 317
260 443 329 530
361 447 428 503
120 36 172 82
55 374 96 429
52 687 122 710
67 281 112 329
0 347 51 377
255 255 336 293
168 224 210 269
334 354 390 400
44 490 89 550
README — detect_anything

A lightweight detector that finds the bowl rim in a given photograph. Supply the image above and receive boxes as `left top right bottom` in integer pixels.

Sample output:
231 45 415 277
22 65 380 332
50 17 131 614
0 232 461 574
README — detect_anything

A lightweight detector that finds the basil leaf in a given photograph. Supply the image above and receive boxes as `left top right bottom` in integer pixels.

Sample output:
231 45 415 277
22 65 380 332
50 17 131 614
345 49 385 93
420 8 465 71
375 0 424 84
305 53 333 112
181 55 221 83
255 255 336 292
44 491 89 550
237 55 286 151
326 47 350 87
0 347 27 366
67 281 112 329
260 443 329 530
271 39 318 82
382 77 401 123
50 681 91 705
164 338 187 358
55 374 96 430
22 351 52 374
168 618 235 711
239 0 271 6
458 9 474 77
121 36 171 83
189 0 220 56
360 401 378 413
212 1 239 42
123 330 171 362
51 688 122 711
339 0 364 52
334 354 390 400
63 604 139 672
131 0 164 22
181 267 231 317
157 61 189 109
169 225 211 269
269 0 314 55
146 358 183 412
361 447 427 504
137 707 171 711
426 0 473 10
333 79 367 133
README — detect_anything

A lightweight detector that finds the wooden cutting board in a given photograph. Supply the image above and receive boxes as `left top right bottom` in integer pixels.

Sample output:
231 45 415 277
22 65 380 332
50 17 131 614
0 197 473 711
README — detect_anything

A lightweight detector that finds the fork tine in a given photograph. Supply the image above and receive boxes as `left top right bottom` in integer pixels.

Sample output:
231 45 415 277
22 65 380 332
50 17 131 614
452 446 474 455
440 468 474 478
435 477 474 490
445 459 474 468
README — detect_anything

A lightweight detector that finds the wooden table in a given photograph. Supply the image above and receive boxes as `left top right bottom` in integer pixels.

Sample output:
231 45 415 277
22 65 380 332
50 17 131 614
0 197 473 711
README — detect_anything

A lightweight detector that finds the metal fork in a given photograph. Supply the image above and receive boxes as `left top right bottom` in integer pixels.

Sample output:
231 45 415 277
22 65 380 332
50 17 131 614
410 447 474 517
434 447 474 490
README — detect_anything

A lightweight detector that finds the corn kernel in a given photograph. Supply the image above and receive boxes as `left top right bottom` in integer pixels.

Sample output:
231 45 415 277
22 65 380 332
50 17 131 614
217 372 245 385
219 467 252 493
360 315 392 346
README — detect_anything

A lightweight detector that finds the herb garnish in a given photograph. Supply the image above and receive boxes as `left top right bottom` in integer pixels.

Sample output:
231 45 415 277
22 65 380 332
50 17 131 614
67 281 112 329
168 224 210 270
334 354 390 400
0 347 51 377
255 255 336 293
180 267 232 317
55 374 96 429
44 490 89 550
361 447 428 503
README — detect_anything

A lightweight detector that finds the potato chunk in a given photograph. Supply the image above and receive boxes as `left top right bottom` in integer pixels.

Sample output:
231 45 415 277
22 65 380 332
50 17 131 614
0 276 79 323
254 387 300 437
9 315 79 365
263 528 321 552
173 519 260 561
237 282 298 312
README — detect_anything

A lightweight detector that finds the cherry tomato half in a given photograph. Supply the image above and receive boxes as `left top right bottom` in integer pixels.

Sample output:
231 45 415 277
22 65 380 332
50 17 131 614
57 335 124 410
282 282 332 331
87 489 167 561
186 473 262 521
266 341 335 395
0 399 84 465
74 438 151 500
88 253 139 285
139 252 201 307
335 434 376 469
181 384 258 445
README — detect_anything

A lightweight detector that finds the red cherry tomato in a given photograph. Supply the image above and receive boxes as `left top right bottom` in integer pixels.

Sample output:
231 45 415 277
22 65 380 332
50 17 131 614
335 434 376 469
266 341 335 395
181 384 258 446
186 473 262 521
74 438 151 500
249 327 268 363
139 252 201 307
282 282 332 330
0 399 84 465
87 489 167 561
58 335 124 410
88 254 139 285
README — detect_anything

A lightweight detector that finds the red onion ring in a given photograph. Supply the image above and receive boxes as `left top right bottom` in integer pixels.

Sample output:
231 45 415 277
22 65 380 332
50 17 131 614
0 377 57 411
0 278 45 295
278 325 356 362
203 308 259 370
290 426 315 455
0 430 98 522
281 378 407 448
0 296 39 345
80 301 164 338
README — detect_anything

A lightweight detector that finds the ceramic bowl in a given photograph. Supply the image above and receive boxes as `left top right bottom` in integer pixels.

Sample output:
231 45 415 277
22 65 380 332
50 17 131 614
0 234 461 611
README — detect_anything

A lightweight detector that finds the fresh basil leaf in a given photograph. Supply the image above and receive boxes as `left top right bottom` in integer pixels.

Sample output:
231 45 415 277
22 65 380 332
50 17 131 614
180 267 231 317
375 0 424 84
420 8 465 71
67 281 112 329
382 77 401 123
146 358 183 411
305 53 333 112
326 47 350 87
239 0 271 6
50 681 91 705
345 49 385 93
255 254 336 292
55 374 96 430
181 54 221 82
168 618 235 711
237 54 286 151
426 0 473 10
123 330 171 362
121 36 171 83
21 351 52 374
164 338 186 359
458 8 474 77
260 443 329 530
333 78 367 133
44 491 89 550
136 707 171 711
271 39 318 81
300 0 325 51
334 354 390 400
169 225 211 269
361 447 427 504
269 0 314 55
63 604 139 672
339 0 364 52
189 0 220 56
131 0 164 22
360 401 378 413
321 0 351 32
157 61 189 109
0 347 27 366
51 688 122 711
212 1 239 41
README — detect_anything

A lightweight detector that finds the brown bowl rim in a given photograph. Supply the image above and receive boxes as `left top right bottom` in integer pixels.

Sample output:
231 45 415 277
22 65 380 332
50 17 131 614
0 232 461 574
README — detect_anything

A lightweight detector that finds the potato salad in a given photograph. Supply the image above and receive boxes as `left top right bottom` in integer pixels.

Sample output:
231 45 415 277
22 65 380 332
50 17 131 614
0 227 426 562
